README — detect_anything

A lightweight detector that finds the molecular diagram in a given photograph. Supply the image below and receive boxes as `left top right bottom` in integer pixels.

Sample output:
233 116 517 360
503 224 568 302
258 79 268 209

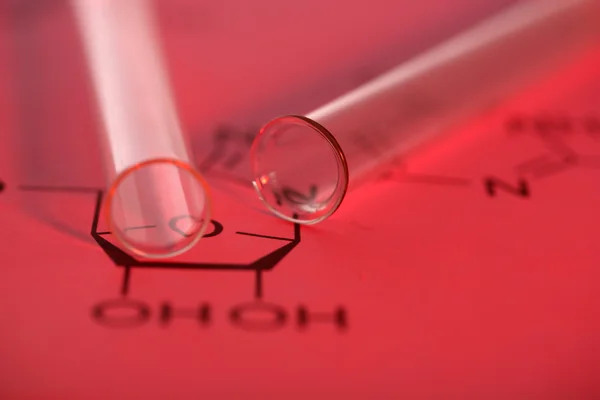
1 112 598 334
7 125 347 333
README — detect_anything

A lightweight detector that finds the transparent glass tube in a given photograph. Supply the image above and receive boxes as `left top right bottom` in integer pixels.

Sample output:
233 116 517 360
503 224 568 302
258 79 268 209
73 0 211 258
250 0 600 225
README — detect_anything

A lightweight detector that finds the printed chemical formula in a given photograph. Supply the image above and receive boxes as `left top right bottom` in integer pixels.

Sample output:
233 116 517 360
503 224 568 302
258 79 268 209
2 111 598 336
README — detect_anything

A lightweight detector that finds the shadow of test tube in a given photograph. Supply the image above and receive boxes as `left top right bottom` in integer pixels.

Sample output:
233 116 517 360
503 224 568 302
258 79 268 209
7 0 105 244
72 0 212 258
249 0 600 225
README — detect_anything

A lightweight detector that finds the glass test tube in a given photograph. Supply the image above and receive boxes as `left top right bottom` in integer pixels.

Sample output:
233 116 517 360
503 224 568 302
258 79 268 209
250 0 600 225
73 0 211 258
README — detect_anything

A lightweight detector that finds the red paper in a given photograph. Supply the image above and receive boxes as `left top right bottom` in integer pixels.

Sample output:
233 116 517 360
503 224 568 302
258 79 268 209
1 0 599 398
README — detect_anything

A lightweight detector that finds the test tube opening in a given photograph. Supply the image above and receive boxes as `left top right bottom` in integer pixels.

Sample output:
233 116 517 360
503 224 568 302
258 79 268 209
250 116 349 224
105 158 212 258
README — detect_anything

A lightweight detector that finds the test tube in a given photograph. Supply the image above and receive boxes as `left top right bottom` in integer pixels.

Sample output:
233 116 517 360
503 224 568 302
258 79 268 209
73 0 211 258
250 0 600 224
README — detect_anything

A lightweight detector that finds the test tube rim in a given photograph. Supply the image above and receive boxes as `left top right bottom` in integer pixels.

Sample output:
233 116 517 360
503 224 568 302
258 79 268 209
103 157 213 259
250 114 349 225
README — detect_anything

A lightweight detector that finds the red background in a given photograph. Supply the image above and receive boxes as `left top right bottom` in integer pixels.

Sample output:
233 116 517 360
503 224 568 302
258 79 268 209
1 0 600 398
